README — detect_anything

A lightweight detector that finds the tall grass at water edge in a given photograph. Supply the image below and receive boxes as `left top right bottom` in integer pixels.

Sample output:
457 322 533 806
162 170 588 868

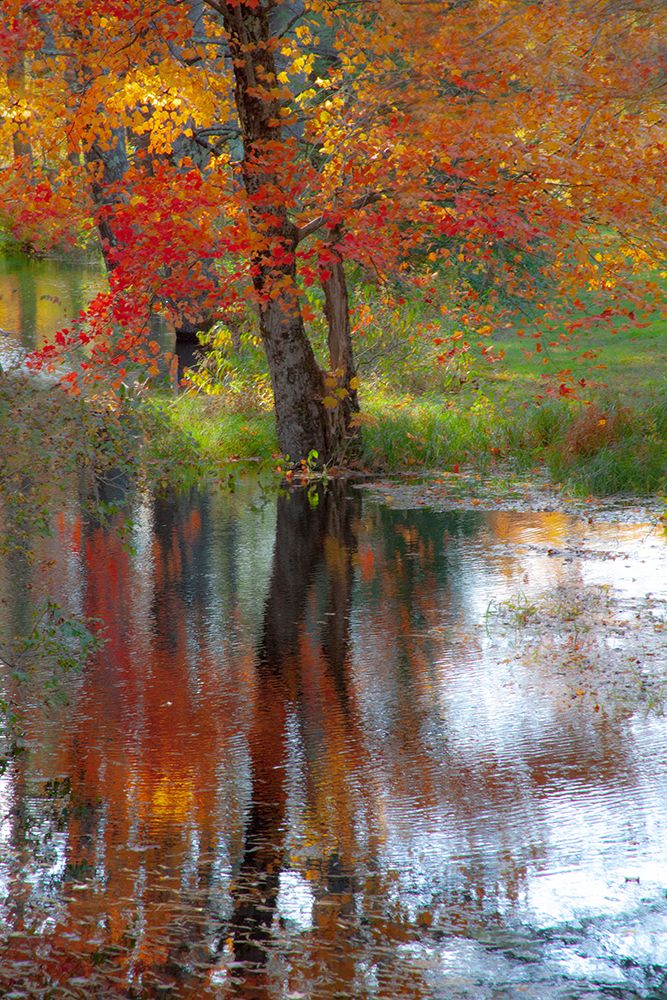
153 277 667 495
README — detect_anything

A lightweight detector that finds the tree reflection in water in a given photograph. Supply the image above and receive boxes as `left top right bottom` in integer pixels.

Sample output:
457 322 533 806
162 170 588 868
230 482 359 996
1 482 667 998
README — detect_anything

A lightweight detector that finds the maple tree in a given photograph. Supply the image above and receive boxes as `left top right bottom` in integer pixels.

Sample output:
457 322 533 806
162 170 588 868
0 0 664 461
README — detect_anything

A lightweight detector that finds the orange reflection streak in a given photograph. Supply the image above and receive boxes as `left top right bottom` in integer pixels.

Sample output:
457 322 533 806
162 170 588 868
42 499 251 994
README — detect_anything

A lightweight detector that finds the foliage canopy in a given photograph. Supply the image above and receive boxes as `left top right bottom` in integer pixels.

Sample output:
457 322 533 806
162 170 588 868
0 0 664 459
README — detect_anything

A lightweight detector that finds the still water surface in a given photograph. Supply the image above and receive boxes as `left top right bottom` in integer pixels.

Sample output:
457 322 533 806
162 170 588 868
0 252 106 364
1 482 666 998
0 251 197 376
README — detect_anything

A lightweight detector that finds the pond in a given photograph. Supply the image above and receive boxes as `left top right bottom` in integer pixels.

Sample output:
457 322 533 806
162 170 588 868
1 479 666 999
0 252 107 366
0 252 195 375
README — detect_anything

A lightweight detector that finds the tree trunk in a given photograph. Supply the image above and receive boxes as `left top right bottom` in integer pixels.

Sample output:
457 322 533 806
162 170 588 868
261 291 329 459
323 257 354 377
6 54 32 162
322 230 361 458
84 128 128 271
222 1 333 462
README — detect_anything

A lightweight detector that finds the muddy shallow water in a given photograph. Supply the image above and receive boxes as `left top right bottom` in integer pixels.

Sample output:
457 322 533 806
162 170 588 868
1 482 666 998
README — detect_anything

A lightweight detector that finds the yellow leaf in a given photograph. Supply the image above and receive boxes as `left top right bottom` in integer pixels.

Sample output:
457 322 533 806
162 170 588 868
322 395 338 409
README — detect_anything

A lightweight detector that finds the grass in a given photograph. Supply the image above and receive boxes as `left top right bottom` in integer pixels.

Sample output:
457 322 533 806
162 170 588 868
362 388 497 470
149 393 278 468
0 321 663 519
149 301 667 496
8 259 643 497
491 316 667 401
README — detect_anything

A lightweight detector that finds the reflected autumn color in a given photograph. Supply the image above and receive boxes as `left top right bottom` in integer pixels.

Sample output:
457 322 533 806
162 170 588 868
1 485 667 998
0 253 105 356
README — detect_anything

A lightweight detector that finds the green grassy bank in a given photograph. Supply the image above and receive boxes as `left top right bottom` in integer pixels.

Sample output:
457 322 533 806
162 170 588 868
154 387 667 496
152 310 667 496
3 295 664 500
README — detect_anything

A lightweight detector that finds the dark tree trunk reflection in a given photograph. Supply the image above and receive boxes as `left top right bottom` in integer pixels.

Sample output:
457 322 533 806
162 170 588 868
229 481 360 989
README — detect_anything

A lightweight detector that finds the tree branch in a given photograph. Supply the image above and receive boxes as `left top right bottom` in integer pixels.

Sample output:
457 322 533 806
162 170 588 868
297 190 387 242
202 0 226 15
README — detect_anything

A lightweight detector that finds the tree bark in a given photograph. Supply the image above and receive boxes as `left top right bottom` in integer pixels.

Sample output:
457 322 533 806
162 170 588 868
260 291 329 459
6 53 32 162
322 229 361 457
84 129 128 271
221 1 332 462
